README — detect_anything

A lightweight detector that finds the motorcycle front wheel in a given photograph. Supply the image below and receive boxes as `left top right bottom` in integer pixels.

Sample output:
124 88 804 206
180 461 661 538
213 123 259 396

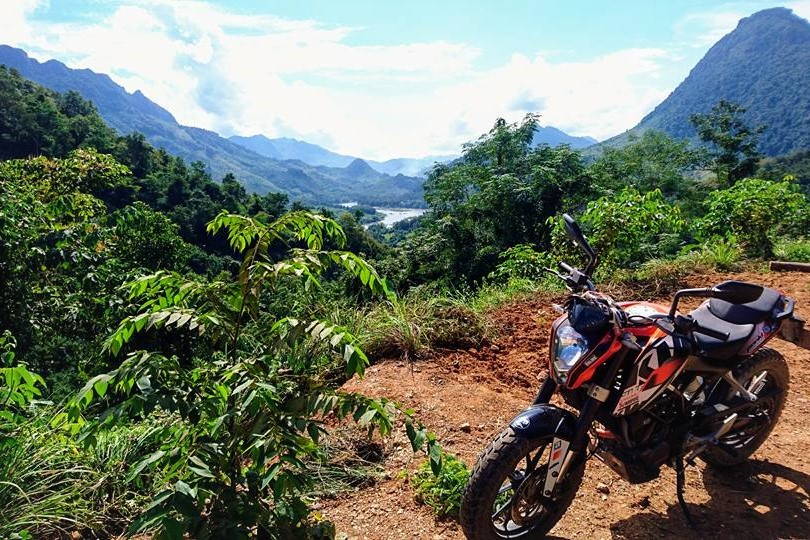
459 427 584 539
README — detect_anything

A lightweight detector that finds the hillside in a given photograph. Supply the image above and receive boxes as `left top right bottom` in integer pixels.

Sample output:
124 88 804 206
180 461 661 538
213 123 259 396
0 45 424 205
324 270 810 539
598 7 810 155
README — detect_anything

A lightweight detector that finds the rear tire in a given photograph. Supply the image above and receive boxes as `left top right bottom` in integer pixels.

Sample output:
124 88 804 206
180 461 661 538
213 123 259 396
701 347 789 468
459 427 584 539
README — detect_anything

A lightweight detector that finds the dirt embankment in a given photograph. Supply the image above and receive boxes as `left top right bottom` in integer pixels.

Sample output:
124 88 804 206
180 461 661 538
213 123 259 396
320 271 810 539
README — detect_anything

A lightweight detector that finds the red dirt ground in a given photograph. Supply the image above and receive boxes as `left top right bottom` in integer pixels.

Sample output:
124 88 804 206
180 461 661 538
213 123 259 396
319 271 810 539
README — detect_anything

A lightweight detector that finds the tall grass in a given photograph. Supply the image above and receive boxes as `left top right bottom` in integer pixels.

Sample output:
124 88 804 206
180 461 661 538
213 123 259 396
0 421 99 537
362 287 489 361
0 414 170 538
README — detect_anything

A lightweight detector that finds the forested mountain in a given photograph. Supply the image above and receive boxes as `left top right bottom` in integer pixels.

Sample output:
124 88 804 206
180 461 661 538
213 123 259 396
531 126 596 148
0 45 423 205
229 125 594 177
598 7 810 155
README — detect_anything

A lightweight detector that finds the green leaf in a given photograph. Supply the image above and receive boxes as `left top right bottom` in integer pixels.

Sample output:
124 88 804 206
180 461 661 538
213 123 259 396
128 449 166 481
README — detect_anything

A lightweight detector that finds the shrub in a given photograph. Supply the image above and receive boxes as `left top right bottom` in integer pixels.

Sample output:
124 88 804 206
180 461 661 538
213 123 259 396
552 188 687 272
411 450 470 518
0 331 46 429
489 244 555 281
702 178 810 258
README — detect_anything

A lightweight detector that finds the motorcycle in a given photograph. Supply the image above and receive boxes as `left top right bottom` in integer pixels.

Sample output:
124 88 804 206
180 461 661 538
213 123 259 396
459 214 810 539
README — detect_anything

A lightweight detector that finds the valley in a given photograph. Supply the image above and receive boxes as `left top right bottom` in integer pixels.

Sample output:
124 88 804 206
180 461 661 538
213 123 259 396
2 3 810 539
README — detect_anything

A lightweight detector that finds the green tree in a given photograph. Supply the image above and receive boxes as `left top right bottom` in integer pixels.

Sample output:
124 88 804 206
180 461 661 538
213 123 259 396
690 100 765 187
589 130 706 201
413 115 590 283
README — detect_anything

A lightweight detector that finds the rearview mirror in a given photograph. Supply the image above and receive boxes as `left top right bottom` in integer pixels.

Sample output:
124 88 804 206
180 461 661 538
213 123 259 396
563 214 597 267
712 280 763 304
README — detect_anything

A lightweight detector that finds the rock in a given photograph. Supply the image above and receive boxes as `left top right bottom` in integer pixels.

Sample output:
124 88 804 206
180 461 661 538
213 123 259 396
459 422 472 433
601 494 608 501
596 482 610 495
632 495 651 509
490 344 501 352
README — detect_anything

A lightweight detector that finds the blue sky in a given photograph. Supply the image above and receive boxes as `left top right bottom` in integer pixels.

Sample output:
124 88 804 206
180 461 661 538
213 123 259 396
3 0 809 159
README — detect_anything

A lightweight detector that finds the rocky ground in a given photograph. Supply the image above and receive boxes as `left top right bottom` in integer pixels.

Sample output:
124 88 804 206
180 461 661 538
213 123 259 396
320 271 810 539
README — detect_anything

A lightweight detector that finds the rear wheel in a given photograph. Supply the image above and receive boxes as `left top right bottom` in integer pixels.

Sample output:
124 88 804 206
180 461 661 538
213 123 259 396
459 427 584 539
701 347 789 468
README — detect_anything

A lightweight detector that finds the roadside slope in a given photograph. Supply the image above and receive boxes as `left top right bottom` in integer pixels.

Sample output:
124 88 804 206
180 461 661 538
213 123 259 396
322 271 810 539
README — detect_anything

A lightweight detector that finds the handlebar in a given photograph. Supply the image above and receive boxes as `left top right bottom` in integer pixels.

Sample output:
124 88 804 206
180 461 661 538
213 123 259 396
544 261 595 292
638 313 730 342
558 261 574 274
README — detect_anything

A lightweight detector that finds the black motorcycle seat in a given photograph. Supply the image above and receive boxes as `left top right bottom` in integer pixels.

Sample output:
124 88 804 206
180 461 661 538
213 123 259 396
708 281 784 325
690 303 754 362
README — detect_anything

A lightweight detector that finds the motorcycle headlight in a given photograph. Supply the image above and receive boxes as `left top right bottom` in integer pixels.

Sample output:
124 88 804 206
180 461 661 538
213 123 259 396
552 322 589 383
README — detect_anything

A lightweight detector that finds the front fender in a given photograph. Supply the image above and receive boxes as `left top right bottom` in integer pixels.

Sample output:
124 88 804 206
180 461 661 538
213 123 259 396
509 404 577 440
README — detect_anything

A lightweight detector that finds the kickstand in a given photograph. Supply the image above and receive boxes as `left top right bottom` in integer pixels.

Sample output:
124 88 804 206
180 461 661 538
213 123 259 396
675 456 698 529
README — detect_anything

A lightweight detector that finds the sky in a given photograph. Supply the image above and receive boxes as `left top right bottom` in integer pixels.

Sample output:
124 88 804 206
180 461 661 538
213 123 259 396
2 0 810 160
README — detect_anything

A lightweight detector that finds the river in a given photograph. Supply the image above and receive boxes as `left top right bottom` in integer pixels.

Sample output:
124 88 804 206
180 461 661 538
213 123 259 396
340 202 426 227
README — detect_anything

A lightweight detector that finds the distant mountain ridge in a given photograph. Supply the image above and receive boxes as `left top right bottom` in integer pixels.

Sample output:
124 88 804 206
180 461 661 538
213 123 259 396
597 7 810 155
531 126 596 148
228 134 454 177
0 45 424 205
230 126 596 177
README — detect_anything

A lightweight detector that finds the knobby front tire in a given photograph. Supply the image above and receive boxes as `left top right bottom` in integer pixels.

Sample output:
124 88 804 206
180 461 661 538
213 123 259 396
459 427 584 539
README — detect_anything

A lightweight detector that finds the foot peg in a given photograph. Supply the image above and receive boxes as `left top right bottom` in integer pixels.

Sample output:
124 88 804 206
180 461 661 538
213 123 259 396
685 413 738 463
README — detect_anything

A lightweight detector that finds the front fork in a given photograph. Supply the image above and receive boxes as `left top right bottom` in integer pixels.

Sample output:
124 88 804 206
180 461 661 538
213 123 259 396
538 342 633 497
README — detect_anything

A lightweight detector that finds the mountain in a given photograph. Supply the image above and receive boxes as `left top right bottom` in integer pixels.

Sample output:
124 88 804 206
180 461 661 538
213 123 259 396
531 126 596 148
0 45 423 205
598 7 810 155
230 125 595 178
229 135 354 168
229 134 454 177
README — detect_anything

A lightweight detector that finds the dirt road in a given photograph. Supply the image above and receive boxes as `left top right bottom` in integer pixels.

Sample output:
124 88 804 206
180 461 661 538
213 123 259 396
321 271 810 539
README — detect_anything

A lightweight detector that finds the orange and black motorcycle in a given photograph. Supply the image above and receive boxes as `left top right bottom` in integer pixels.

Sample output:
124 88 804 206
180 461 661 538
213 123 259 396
459 214 810 539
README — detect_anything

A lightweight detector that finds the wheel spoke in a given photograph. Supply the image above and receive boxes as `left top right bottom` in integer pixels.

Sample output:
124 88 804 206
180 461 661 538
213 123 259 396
492 499 511 521
498 483 515 495
525 445 545 474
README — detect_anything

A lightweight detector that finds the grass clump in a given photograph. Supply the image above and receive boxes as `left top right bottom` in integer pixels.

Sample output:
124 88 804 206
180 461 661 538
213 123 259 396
308 426 387 498
411 450 470 518
774 237 810 262
610 236 743 295
363 287 489 361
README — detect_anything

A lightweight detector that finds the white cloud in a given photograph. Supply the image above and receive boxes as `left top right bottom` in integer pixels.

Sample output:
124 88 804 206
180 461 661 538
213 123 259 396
788 0 810 20
5 0 676 159
675 10 744 47
0 0 43 43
